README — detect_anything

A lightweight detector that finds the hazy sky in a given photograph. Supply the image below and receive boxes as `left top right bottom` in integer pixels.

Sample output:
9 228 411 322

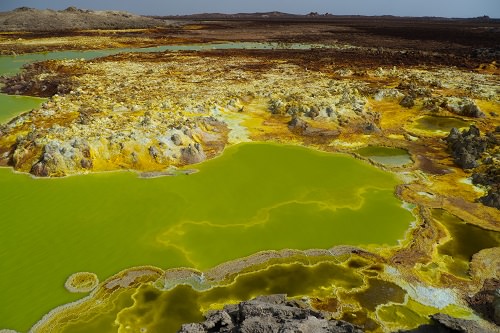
1 0 499 18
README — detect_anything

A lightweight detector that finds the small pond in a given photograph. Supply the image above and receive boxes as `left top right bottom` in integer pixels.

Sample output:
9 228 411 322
355 146 412 167
411 115 471 133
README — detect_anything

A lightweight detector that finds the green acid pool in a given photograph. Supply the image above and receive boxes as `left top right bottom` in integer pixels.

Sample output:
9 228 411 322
433 209 500 278
0 142 415 332
0 94 46 123
355 146 412 167
412 115 471 133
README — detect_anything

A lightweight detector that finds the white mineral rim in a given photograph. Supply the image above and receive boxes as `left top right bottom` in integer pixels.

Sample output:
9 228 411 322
64 271 99 293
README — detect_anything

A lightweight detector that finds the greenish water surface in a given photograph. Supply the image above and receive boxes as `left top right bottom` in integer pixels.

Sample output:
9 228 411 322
355 146 412 167
0 94 46 123
412 115 471 133
433 209 500 278
0 143 414 332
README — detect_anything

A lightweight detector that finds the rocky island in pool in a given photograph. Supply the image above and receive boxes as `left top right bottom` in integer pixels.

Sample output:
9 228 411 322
0 7 499 333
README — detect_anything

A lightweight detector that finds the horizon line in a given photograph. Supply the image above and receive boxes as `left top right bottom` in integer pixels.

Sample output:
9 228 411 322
2 6 499 20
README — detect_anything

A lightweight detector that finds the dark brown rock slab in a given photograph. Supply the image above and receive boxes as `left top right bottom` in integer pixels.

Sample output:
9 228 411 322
178 294 363 333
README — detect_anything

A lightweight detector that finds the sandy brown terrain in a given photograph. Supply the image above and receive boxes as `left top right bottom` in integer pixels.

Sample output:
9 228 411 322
0 6 169 31
0 9 498 71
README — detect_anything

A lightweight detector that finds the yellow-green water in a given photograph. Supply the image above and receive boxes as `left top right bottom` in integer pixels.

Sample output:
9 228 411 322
0 143 414 331
433 209 500 278
0 94 46 123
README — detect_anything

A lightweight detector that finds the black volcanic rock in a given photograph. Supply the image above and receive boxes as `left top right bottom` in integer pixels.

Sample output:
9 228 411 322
446 126 487 169
430 313 492 333
178 294 364 333
479 188 500 210
398 313 493 333
399 95 415 108
467 279 500 326
446 126 500 209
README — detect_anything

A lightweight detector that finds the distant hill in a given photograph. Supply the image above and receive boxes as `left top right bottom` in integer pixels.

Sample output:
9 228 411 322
163 11 302 19
1 7 497 32
0 7 169 31
156 11 498 22
156 11 337 20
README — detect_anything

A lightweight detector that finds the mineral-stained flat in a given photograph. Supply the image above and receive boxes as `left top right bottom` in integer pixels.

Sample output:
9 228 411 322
0 13 499 333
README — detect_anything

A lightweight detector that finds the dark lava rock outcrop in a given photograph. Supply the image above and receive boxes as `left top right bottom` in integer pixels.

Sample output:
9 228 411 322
477 189 500 210
428 313 493 333
446 125 488 169
400 313 494 333
178 294 363 333
446 125 500 209
1 61 73 97
467 278 500 326
399 95 415 108
288 114 309 131
445 98 486 118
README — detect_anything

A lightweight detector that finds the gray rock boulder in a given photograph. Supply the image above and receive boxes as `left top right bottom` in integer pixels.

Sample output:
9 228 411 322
445 98 486 118
181 143 206 164
430 313 492 333
171 133 183 146
362 122 381 134
399 95 415 108
288 115 309 131
479 188 500 210
397 313 495 333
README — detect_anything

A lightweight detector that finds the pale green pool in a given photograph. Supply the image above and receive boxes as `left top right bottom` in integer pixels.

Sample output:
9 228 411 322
412 115 471 133
433 209 500 278
355 146 412 167
0 94 46 123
